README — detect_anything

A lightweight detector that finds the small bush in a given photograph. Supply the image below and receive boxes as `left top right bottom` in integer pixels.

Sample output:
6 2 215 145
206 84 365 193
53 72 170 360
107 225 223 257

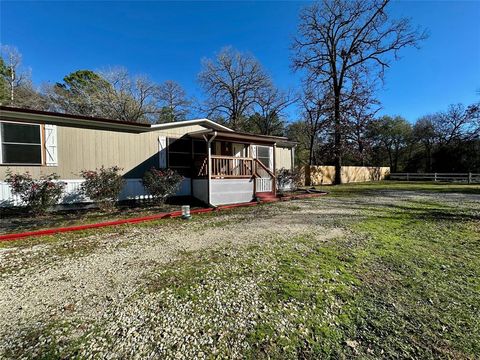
80 166 124 211
142 168 183 204
276 168 302 195
5 170 65 215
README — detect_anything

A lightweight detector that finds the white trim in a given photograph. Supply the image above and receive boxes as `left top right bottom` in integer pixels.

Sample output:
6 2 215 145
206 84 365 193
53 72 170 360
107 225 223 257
268 146 274 171
150 118 233 132
158 135 167 168
251 145 257 159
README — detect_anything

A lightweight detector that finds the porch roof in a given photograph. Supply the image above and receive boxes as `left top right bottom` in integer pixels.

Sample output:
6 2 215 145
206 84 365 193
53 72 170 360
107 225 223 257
188 129 296 147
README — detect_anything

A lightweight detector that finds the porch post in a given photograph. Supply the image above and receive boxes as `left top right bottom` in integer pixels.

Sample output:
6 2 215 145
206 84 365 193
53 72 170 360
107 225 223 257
273 143 277 196
207 141 212 205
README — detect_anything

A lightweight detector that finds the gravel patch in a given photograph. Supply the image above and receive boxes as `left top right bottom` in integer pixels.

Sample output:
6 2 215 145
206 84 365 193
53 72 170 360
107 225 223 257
0 190 476 358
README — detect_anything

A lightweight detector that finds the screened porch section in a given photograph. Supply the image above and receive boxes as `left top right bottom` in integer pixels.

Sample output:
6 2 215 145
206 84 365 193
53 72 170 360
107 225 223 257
180 130 278 205
193 139 274 180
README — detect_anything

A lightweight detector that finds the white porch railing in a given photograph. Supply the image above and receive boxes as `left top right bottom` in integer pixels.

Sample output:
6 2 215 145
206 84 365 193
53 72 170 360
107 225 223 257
211 156 254 178
256 178 273 192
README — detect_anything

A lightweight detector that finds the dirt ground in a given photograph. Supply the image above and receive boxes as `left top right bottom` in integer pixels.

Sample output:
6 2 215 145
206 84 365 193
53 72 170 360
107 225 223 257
0 186 479 359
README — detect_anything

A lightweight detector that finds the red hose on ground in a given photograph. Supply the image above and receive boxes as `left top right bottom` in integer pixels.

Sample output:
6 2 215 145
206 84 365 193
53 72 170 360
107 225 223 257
0 193 326 242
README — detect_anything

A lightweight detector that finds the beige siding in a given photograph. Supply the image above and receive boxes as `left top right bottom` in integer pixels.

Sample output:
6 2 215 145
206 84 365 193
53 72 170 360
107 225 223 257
275 146 293 171
0 124 206 180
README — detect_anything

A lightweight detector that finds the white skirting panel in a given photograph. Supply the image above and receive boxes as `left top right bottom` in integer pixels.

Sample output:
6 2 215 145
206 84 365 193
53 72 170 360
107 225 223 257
0 178 191 207
210 178 254 206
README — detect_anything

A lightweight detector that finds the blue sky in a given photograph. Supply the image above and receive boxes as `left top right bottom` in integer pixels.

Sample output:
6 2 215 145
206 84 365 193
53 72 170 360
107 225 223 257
1 1 479 123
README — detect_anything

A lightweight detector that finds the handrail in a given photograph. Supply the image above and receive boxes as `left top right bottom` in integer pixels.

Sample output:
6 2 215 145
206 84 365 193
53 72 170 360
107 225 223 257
211 155 253 161
210 156 254 177
197 157 208 177
254 158 276 178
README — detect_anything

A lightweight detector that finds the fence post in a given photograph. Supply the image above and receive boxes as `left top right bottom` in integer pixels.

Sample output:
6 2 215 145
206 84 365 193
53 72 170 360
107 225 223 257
468 172 472 184
406 173 409 181
434 173 437 182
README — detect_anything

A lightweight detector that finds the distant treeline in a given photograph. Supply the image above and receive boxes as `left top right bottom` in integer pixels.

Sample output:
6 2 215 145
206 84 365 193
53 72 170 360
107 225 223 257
1 1 479 175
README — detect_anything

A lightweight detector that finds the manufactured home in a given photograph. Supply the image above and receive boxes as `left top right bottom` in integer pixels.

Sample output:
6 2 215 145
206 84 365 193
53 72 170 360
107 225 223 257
0 106 296 207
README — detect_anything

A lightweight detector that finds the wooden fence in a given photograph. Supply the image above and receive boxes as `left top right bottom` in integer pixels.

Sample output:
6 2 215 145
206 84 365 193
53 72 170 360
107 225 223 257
389 173 480 183
302 166 390 185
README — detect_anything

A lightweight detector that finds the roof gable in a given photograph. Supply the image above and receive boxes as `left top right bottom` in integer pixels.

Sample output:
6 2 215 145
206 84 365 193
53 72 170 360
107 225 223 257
149 119 233 132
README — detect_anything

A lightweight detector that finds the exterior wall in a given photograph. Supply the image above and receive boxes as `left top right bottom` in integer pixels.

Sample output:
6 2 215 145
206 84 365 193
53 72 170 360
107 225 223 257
275 146 293 171
192 179 209 205
302 165 390 185
0 123 206 180
210 178 254 206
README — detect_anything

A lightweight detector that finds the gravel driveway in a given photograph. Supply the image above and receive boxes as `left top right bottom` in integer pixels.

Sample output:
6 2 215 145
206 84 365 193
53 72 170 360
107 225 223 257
0 190 478 359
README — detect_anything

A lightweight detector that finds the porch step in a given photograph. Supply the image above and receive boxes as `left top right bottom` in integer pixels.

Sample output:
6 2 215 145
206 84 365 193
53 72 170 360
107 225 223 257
256 192 277 202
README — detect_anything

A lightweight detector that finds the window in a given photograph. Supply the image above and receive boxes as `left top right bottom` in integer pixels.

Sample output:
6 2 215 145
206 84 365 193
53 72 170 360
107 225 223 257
257 145 271 169
1 122 42 164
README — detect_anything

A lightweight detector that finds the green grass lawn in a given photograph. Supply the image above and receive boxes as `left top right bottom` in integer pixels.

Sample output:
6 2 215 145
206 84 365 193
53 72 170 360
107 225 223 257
1 182 479 359
317 180 480 196
139 182 480 358
176 187 476 357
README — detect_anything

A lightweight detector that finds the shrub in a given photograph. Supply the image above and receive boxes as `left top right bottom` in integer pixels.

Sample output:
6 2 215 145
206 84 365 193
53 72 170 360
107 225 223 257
276 168 302 195
80 166 124 211
142 168 183 204
5 170 65 215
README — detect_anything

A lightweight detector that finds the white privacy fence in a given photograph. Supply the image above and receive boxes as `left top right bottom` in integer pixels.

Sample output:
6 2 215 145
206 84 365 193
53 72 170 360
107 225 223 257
389 173 480 183
0 178 191 207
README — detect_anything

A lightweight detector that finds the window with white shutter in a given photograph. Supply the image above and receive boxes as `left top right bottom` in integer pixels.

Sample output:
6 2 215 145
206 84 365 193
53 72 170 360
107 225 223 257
158 135 167 168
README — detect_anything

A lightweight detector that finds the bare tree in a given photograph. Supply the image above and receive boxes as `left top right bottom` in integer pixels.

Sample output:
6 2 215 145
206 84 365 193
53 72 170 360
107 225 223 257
156 80 191 123
198 47 271 130
299 84 332 165
293 0 427 183
413 115 437 172
370 115 412 172
0 45 31 105
344 76 380 165
100 67 161 123
250 84 296 135
434 103 480 145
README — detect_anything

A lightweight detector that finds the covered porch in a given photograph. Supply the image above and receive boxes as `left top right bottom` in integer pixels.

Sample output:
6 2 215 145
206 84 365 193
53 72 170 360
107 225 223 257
188 129 278 206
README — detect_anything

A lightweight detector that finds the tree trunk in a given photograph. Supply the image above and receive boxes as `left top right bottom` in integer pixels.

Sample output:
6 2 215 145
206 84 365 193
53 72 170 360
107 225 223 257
308 131 315 166
9 67 15 103
333 92 342 184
